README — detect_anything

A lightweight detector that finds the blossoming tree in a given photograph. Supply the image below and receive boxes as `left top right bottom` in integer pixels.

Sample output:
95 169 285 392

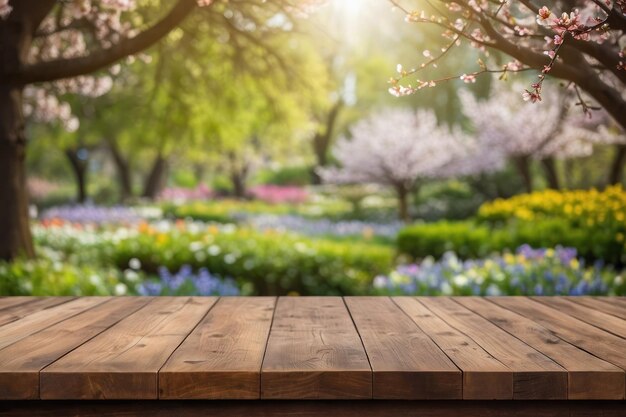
389 0 626 182
319 108 469 222
460 83 624 191
0 0 311 260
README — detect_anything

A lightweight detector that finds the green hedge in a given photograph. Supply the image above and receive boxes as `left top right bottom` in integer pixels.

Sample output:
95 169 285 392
398 218 624 265
111 227 394 295
397 221 492 259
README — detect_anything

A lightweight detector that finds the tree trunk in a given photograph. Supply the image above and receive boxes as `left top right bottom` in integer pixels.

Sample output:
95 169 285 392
608 144 626 185
540 157 560 190
311 100 343 185
231 170 247 199
65 147 89 204
0 85 35 260
193 163 206 185
395 185 411 224
142 153 167 200
512 156 533 193
107 139 133 201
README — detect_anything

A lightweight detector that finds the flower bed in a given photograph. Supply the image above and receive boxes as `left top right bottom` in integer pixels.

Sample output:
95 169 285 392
375 245 624 296
399 186 626 266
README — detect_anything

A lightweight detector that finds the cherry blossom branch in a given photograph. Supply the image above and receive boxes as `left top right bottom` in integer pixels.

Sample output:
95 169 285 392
7 0 199 85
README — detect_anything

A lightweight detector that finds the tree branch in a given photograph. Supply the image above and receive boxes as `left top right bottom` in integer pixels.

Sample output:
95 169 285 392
8 0 198 85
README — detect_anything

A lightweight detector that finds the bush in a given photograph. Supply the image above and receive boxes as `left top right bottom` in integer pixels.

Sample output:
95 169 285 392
33 222 394 296
479 186 626 265
256 165 312 186
111 225 394 295
0 250 136 296
397 221 493 259
398 186 626 266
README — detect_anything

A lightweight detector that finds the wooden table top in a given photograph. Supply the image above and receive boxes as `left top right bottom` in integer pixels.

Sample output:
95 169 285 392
0 296 624 401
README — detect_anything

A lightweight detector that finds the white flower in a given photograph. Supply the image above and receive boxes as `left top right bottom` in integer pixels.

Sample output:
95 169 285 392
114 283 128 295
128 258 141 270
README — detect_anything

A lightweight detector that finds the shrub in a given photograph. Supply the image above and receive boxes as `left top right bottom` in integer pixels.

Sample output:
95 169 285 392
479 186 626 265
163 200 293 223
399 187 626 265
256 165 312 186
34 222 394 296
397 221 493 259
112 225 394 295
478 185 626 226
0 249 136 296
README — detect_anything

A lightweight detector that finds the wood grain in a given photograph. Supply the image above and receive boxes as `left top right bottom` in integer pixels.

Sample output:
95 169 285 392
261 297 371 399
40 297 216 399
393 297 512 399
531 297 626 338
0 297 38 311
0 297 107 350
569 297 626 319
160 297 276 399
346 297 461 399
489 297 626 372
417 297 567 399
0 297 150 399
458 297 625 399
0 297 75 327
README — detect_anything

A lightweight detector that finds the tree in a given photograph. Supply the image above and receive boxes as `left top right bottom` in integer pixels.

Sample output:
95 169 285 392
389 0 626 183
459 82 622 191
0 0 312 259
319 108 469 222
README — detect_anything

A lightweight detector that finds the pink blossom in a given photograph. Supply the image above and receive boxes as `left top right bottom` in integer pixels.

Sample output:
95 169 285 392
248 185 308 204
460 73 476 83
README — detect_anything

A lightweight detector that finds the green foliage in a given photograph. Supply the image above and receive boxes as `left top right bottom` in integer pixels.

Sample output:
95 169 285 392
399 186 626 266
0 251 135 296
110 227 393 296
164 198 359 223
414 181 485 221
31 222 393 296
397 221 492 259
256 166 312 186
171 170 199 188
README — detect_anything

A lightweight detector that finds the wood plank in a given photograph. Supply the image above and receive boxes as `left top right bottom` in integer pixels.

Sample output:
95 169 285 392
160 297 275 399
0 297 107 350
457 297 625 400
574 297 626 319
3 400 626 417
40 297 216 400
0 297 75 327
0 297 151 400
489 297 626 372
531 297 626 338
261 297 371 400
393 297 512 400
417 297 567 399
0 297 37 311
346 297 461 400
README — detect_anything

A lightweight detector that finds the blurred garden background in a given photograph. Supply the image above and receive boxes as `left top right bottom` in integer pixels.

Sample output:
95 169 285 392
1 0 625 297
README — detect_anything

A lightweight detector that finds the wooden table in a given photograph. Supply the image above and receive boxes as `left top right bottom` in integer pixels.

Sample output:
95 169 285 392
0 296 624 416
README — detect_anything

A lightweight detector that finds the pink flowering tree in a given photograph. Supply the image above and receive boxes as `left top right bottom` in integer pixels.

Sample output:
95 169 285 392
0 0 313 260
319 108 469 222
460 83 623 191
388 0 626 182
